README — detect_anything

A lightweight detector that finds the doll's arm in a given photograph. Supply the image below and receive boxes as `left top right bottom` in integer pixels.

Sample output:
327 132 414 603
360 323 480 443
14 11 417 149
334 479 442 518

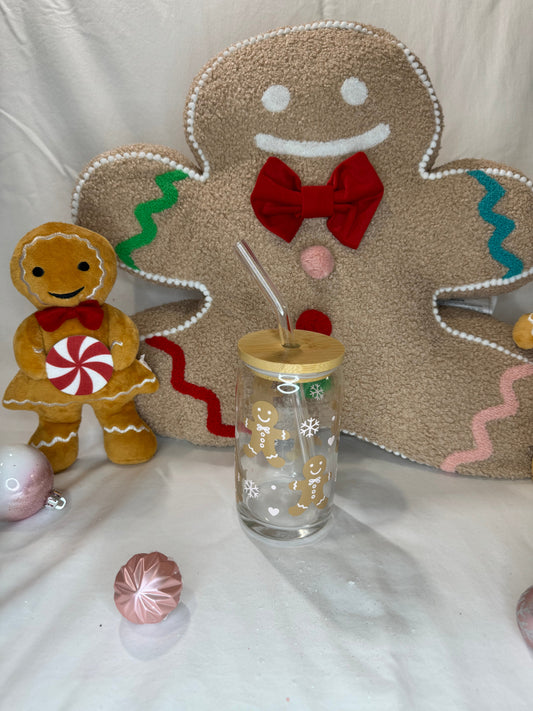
106 305 140 370
12 316 47 379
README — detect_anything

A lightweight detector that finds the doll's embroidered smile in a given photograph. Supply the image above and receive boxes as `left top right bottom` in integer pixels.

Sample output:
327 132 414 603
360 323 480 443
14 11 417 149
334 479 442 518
254 124 390 158
48 286 85 299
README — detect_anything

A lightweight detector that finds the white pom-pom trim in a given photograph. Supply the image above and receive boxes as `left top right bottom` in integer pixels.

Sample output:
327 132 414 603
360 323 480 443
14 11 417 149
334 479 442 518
119 264 212 341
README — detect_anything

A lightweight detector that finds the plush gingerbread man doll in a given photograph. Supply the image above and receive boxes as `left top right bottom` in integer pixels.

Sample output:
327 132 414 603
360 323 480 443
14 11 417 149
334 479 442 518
3 222 159 473
288 454 332 516
244 400 289 468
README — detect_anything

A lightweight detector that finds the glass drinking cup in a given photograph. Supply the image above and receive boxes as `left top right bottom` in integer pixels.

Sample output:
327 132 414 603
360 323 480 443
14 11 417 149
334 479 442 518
235 328 344 541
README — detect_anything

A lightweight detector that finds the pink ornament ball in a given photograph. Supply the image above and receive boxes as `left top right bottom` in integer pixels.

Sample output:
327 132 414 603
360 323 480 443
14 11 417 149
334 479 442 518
0 444 54 521
114 552 183 624
517 585 533 649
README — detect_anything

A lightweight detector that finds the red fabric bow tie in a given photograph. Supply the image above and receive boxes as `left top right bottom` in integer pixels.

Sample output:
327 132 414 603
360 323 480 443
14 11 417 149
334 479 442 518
35 300 105 332
250 152 384 249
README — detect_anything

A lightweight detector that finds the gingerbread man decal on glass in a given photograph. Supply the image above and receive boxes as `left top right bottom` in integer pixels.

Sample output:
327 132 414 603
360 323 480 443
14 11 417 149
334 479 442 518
288 454 332 516
75 21 533 478
244 401 290 468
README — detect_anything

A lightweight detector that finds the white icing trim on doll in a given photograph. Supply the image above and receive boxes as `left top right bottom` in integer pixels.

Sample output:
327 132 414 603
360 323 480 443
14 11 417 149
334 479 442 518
20 232 106 305
118 265 212 341
255 124 390 158
33 347 44 354
138 354 153 370
92 375 158 400
432 268 533 362
103 424 150 434
3 374 157 409
110 340 124 349
32 431 78 449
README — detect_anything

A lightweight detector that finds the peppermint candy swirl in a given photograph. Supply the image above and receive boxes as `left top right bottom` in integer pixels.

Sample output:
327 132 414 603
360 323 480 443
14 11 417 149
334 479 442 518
46 335 113 395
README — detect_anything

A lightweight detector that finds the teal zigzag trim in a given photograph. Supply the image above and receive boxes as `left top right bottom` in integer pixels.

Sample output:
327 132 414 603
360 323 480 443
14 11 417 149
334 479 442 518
115 169 188 270
468 169 522 278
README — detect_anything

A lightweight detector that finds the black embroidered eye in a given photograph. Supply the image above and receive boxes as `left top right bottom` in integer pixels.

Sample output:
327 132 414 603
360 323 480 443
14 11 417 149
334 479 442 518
32 266 44 277
77 261 90 271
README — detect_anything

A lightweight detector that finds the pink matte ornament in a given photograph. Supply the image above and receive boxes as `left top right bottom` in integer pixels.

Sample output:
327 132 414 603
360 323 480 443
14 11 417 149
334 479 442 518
517 586 533 649
114 552 183 624
0 444 66 521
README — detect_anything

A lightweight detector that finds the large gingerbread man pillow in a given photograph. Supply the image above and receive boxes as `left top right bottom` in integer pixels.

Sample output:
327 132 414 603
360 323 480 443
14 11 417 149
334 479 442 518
73 21 533 478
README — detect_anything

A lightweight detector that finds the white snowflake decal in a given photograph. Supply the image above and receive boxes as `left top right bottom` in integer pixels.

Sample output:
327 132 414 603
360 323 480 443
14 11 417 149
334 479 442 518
299 417 320 438
243 479 260 498
309 383 324 400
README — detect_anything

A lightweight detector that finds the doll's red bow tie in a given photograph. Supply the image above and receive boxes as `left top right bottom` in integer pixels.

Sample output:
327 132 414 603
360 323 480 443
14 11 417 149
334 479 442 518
35 300 104 332
250 152 384 249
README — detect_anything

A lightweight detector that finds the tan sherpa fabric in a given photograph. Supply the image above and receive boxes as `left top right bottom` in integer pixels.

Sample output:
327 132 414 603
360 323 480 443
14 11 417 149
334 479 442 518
73 21 533 478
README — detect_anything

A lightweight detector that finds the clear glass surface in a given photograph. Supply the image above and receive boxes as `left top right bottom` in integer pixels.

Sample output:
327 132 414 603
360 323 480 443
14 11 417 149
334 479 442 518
235 362 343 541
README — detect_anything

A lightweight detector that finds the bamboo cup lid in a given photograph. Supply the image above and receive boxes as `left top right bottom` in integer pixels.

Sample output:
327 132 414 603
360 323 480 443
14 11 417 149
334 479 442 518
238 329 344 376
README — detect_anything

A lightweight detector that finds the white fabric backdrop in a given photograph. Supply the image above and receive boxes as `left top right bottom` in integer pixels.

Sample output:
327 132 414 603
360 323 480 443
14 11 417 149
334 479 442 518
2 2 533 709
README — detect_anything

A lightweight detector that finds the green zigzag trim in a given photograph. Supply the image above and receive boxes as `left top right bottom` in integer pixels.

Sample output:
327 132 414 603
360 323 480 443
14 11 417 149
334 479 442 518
115 169 188 270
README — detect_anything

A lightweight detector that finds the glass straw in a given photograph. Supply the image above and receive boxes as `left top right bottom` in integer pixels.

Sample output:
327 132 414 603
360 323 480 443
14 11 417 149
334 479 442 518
235 239 314 462
235 240 298 349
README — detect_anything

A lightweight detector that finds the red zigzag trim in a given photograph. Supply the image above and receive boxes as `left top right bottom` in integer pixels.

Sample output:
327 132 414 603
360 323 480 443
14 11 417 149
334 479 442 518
145 336 235 439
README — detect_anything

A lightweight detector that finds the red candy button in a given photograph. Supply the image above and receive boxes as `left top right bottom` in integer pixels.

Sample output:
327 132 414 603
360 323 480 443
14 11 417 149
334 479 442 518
295 309 332 336
46 335 113 395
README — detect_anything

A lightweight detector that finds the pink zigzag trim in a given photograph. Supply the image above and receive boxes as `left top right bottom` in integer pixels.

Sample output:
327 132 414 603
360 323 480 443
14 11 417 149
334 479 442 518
441 363 533 472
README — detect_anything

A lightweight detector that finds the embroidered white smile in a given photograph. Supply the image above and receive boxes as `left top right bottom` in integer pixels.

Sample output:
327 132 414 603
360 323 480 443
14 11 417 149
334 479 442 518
256 78 390 158
255 124 390 158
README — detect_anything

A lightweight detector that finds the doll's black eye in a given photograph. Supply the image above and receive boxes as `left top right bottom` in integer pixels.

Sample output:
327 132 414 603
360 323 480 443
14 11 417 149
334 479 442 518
32 267 44 277
77 261 90 271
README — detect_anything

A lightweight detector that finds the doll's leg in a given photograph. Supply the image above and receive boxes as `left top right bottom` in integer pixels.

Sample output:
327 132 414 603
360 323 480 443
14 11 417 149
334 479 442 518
29 404 82 473
92 399 157 465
